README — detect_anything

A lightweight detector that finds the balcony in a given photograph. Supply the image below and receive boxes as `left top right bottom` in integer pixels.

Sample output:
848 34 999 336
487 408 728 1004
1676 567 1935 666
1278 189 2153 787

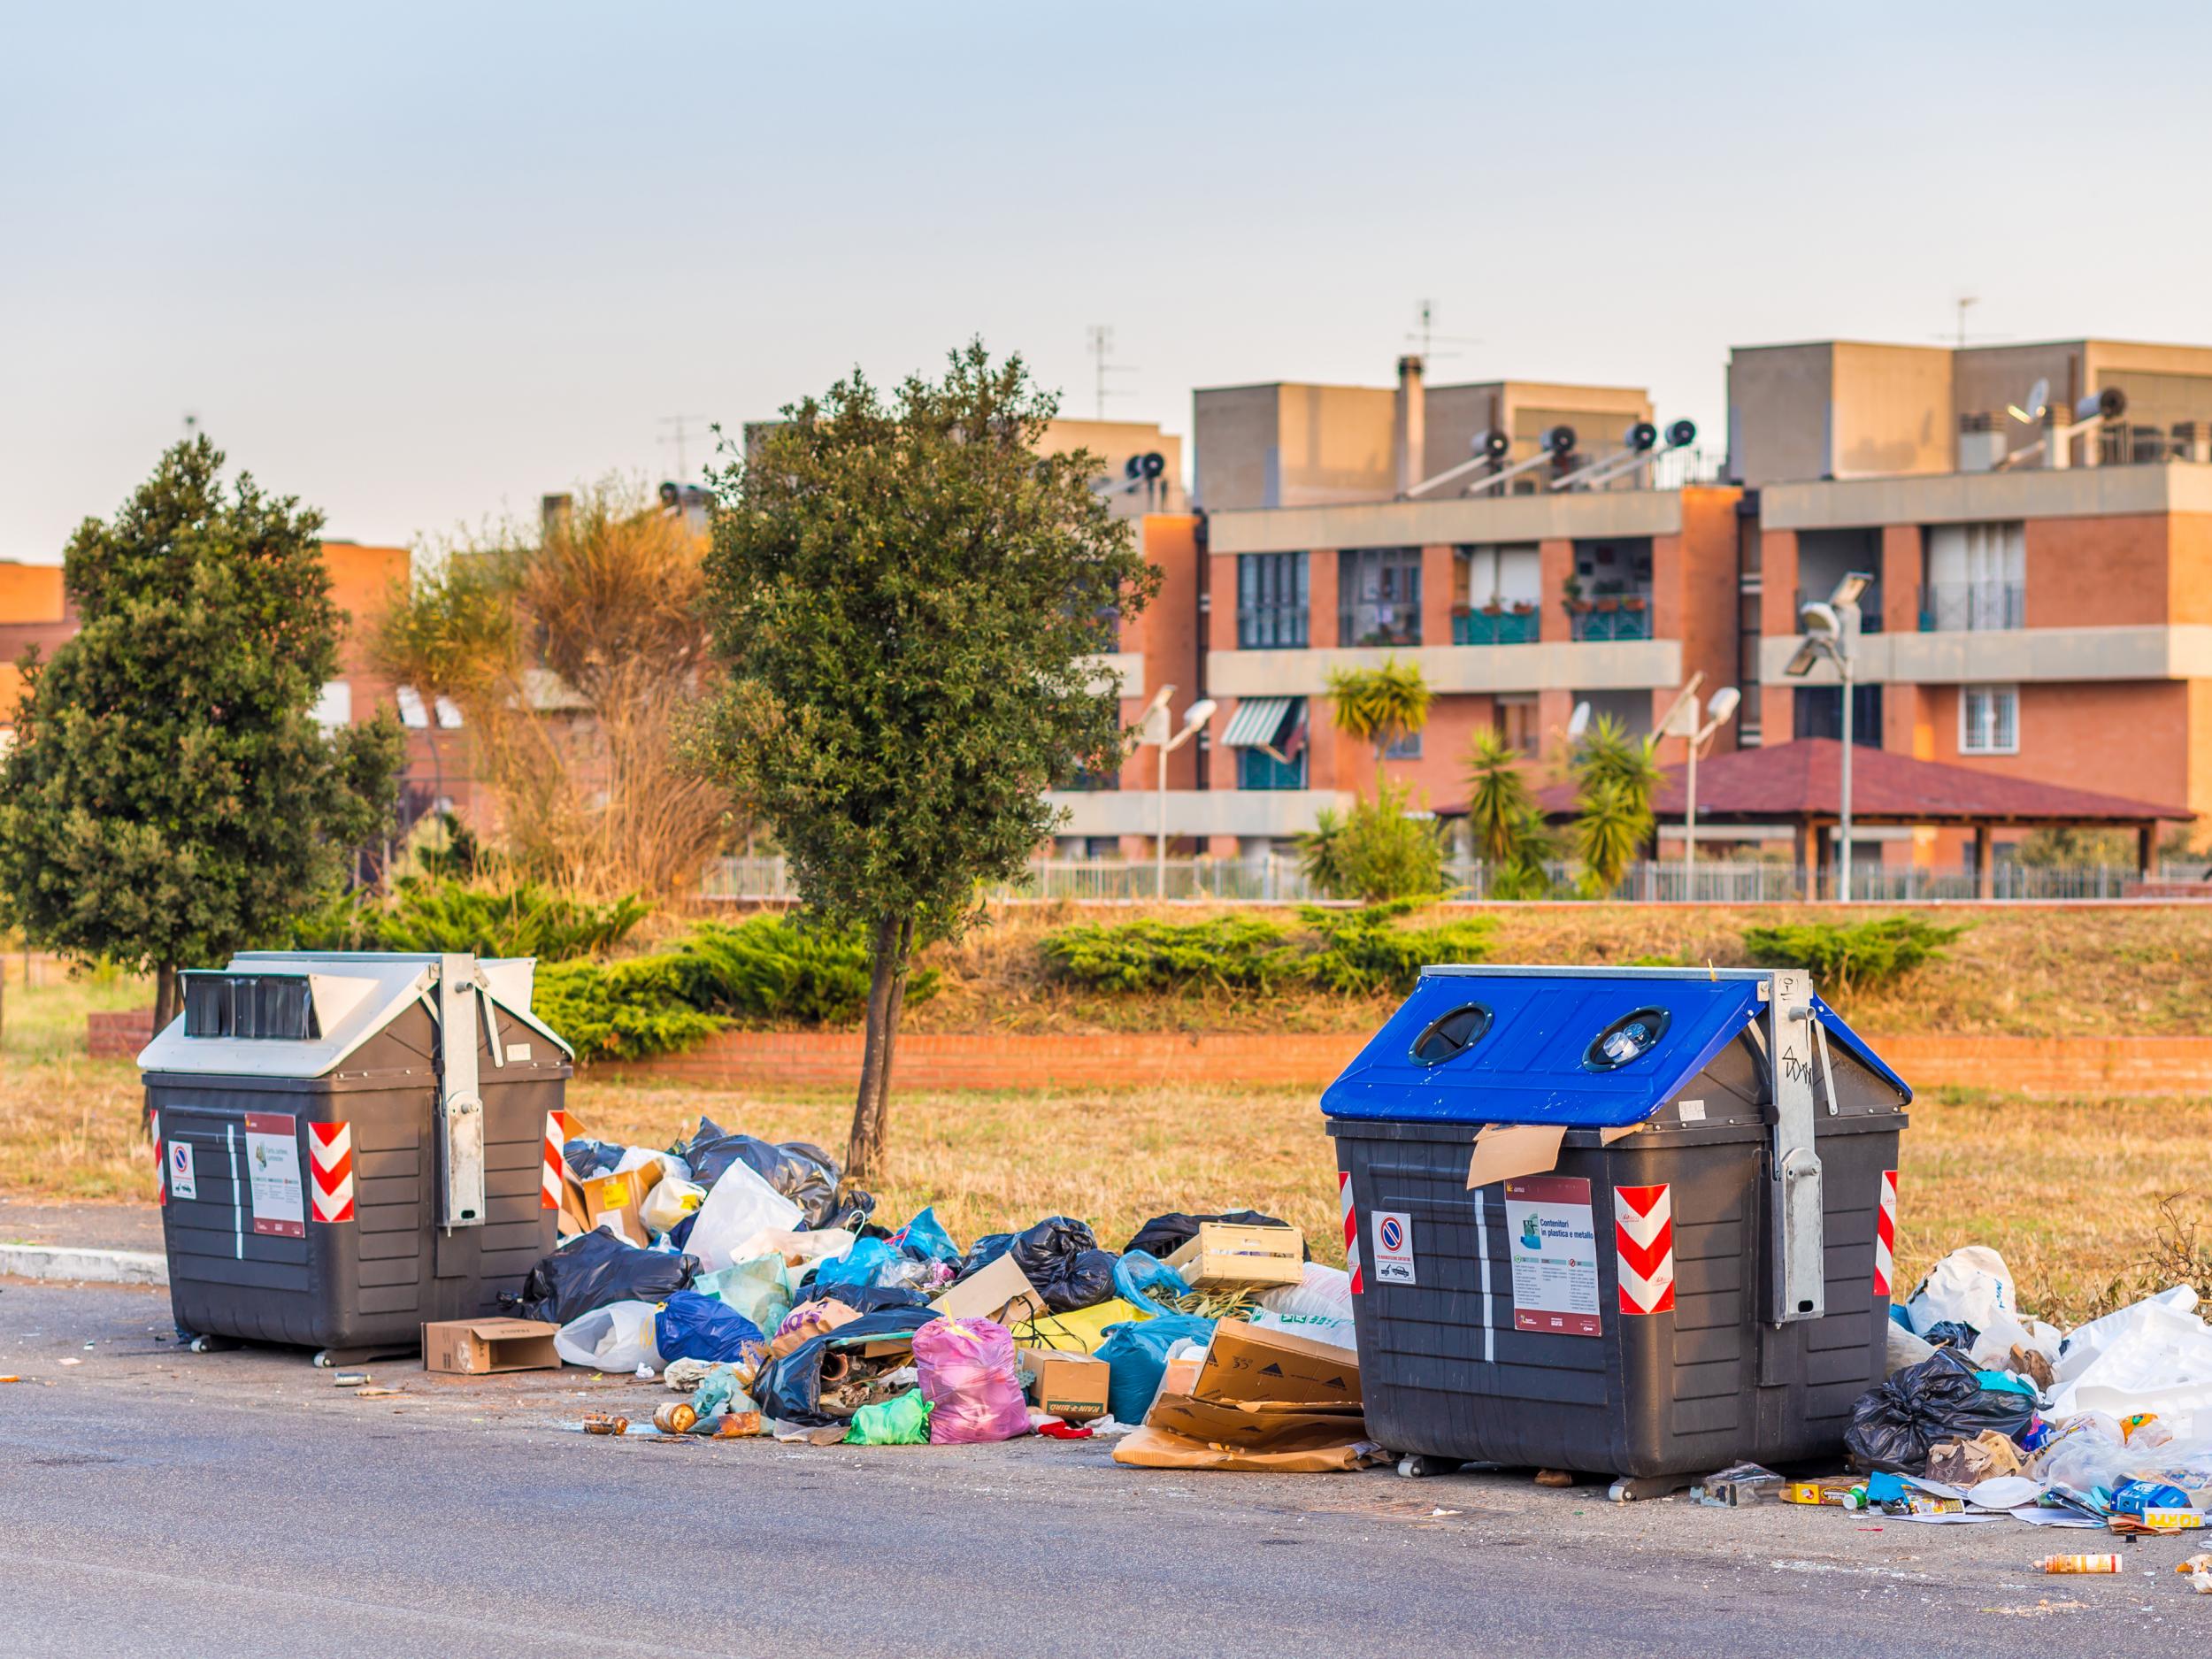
1567 601 1653 641
1452 608 1540 646
1794 584 1884 634
1919 582 2024 633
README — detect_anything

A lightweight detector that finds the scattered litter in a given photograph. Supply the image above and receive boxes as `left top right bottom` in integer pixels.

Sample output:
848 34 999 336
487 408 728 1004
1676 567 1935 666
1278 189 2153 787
58 1357 81 1367
333 1371 370 1388
1981 1601 2085 1617
2037 1553 2124 1574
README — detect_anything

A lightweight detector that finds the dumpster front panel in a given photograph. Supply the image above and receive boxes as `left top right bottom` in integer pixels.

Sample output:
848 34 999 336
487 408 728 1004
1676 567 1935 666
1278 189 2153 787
1333 1114 1901 1479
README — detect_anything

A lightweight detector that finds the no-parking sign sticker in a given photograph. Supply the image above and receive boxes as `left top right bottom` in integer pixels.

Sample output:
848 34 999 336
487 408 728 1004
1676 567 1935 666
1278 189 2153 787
1371 1210 1416 1284
167 1141 196 1202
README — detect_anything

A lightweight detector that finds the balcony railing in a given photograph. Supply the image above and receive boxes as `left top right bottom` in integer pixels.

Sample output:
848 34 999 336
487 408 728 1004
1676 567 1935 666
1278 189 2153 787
1452 608 1540 645
1795 584 1884 634
1567 602 1653 641
1919 582 2024 633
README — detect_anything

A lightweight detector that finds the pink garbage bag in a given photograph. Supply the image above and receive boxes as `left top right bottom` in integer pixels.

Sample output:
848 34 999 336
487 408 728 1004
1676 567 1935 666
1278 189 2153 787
912 1316 1031 1445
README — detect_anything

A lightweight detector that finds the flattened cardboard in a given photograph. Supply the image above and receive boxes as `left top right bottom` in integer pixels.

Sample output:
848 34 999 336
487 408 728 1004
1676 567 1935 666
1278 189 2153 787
422 1317 561 1374
1019 1348 1109 1422
1464 1123 1566 1189
1110 1425 1383 1473
1196 1319 1361 1407
927 1253 1048 1327
1146 1392 1364 1451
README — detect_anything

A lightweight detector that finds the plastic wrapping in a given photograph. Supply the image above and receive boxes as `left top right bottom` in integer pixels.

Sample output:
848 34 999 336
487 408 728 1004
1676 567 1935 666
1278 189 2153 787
654 1291 766 1366
752 1308 938 1425
913 1317 1031 1445
846 1388 933 1446
1111 1250 1192 1317
890 1205 961 1266
694 1256 794 1335
685 1156 804 1273
2047 1287 2212 1427
812 1238 933 1294
640 1176 706 1237
508 1228 699 1325
553 1299 661 1371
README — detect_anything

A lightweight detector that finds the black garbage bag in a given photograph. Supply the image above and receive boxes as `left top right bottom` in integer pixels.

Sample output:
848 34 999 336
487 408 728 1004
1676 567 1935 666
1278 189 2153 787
562 1138 629 1180
679 1118 846 1228
791 1282 927 1317
830 1190 879 1234
1844 1348 2036 1474
503 1230 700 1325
950 1233 1015 1286
754 1307 939 1425
1123 1210 1311 1263
1923 1319 1978 1350
1010 1217 1118 1313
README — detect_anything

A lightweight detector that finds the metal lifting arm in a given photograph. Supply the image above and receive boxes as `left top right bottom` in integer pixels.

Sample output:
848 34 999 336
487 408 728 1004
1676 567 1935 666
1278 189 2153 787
1764 969 1824 1324
435 953 487 1230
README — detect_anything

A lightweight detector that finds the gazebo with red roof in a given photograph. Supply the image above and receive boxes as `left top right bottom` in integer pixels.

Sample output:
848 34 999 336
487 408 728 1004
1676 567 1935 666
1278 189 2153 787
1529 738 2192 899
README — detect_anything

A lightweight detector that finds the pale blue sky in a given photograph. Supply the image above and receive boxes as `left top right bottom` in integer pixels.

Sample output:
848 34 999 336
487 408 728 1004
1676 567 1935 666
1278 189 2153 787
5 1 2208 557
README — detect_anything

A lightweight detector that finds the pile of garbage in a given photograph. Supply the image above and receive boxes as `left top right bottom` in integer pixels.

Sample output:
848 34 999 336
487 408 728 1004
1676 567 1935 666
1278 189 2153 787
1705 1244 2212 1564
519 1116 1371 1465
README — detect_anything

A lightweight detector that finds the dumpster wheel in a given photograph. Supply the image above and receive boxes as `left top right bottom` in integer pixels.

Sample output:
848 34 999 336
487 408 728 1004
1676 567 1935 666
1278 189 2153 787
1395 1455 1465 1479
1609 1474 1688 1502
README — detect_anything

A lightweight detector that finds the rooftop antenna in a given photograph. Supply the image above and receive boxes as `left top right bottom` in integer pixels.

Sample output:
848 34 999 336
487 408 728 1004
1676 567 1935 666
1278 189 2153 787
1085 325 1135 420
182 411 200 438
1933 294 2006 348
657 414 709 480
1953 296 1977 349
1405 298 1480 362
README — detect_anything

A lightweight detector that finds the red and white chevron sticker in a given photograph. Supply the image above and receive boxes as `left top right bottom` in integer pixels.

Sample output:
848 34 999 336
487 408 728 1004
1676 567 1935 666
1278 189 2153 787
1615 1183 1675 1316
541 1110 569 1210
152 1110 165 1207
1872 1169 1899 1297
1340 1170 1363 1294
309 1120 355 1224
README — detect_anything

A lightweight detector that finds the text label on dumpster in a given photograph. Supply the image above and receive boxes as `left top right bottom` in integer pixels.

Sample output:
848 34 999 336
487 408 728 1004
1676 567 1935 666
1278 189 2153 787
1504 1175 1601 1337
244 1112 306 1239
1371 1210 1416 1284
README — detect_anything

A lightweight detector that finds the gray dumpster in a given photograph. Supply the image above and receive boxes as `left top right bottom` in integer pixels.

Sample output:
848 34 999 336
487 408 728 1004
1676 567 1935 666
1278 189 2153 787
144 950 574 1366
1324 965 1909 1497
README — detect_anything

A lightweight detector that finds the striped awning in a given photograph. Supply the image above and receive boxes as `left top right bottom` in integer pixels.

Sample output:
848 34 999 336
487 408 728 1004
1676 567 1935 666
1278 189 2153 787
1222 695 1298 749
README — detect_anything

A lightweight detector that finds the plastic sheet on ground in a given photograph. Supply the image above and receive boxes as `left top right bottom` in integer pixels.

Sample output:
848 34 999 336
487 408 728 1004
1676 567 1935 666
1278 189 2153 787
554 1299 661 1371
2047 1286 2212 1430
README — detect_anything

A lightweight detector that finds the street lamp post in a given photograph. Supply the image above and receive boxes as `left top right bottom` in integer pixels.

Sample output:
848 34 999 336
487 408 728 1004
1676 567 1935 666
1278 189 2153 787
1667 684 1740 901
1141 692 1216 900
1784 574 1870 902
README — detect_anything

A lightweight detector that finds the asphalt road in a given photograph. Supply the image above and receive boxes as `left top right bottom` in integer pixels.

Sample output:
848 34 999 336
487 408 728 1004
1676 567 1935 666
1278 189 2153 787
3 1279 2204 1658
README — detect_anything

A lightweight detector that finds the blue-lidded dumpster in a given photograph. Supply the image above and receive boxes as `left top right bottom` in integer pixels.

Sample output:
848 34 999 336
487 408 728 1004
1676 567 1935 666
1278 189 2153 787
1324 965 1909 1496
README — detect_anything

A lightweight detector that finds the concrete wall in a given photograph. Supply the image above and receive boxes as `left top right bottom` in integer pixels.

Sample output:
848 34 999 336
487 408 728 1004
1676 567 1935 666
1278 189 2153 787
1728 342 1834 488
1831 342 1954 480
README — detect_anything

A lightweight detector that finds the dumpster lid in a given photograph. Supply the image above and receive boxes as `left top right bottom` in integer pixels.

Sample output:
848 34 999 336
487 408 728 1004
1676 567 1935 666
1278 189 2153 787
136 950 575 1077
1319 965 1908 1128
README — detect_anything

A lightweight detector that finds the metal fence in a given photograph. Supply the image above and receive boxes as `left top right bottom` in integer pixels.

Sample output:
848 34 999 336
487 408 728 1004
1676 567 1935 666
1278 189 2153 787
702 855 2196 905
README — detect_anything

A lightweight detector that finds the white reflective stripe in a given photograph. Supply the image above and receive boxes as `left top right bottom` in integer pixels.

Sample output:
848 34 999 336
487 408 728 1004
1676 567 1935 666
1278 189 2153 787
1474 1188 1494 1363
226 1124 242 1260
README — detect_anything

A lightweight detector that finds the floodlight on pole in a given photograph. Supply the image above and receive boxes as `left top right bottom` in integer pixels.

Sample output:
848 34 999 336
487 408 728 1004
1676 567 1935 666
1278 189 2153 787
1783 573 1871 902
1565 700 1592 742
1678 684 1740 900
1155 695 1216 898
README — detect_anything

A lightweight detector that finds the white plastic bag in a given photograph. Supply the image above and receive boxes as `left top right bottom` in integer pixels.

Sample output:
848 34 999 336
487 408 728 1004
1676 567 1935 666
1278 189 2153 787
615 1146 693 1185
1255 1263 1355 1324
2053 1286 2200 1388
1905 1245 2016 1338
1249 1307 1357 1349
640 1176 705 1236
685 1158 803 1272
554 1299 662 1371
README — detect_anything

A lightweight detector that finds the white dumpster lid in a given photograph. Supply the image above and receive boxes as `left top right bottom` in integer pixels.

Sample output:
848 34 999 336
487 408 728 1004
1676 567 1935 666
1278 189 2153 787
137 950 575 1077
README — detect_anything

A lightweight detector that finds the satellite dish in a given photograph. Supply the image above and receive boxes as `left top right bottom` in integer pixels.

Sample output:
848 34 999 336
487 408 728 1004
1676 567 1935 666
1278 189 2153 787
2026 378 2049 420
1542 425 1578 457
1664 418 1697 449
1141 451 1166 480
1566 701 1592 741
657 481 681 509
1124 455 1144 480
1472 429 1509 461
1624 421 1658 452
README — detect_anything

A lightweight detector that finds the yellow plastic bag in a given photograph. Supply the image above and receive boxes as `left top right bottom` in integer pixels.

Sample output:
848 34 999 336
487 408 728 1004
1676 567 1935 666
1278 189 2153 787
1014 1297 1152 1354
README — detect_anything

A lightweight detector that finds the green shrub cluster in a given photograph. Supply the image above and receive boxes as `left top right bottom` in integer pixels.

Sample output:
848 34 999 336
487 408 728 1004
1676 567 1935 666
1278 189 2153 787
1296 780 1450 903
1740 915 1968 996
1041 902 1494 1000
291 879 649 961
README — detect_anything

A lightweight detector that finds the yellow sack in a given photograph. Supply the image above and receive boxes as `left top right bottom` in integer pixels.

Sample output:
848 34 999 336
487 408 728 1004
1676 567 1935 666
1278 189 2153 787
1013 1297 1152 1354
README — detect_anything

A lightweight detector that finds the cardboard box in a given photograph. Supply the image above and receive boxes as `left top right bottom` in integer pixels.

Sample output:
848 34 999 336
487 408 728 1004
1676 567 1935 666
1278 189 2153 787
1145 1392 1364 1452
422 1317 562 1375
1164 1222 1304 1288
1196 1319 1361 1407
574 1163 663 1247
1019 1348 1109 1422
928 1253 1048 1327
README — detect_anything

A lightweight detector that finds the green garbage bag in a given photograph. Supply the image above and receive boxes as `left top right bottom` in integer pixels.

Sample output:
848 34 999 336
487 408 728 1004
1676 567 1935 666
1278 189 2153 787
845 1388 933 1446
695 1255 793 1335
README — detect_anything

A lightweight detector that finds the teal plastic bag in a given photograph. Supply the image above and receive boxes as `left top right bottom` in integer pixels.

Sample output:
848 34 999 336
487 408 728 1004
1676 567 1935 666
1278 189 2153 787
1098 1314 1215 1425
687 1363 758 1430
846 1388 933 1446
695 1255 793 1335
891 1205 961 1266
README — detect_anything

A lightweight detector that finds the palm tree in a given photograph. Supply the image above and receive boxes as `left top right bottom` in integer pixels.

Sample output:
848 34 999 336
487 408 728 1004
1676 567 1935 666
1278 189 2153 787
1569 715 1662 895
1464 727 1535 866
1325 657 1434 794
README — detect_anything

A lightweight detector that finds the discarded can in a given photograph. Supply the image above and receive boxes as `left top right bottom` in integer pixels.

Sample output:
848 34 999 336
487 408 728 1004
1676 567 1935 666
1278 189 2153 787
2038 1555 2124 1574
334 1371 370 1387
652 1402 698 1435
581 1412 629 1436
712 1410 764 1439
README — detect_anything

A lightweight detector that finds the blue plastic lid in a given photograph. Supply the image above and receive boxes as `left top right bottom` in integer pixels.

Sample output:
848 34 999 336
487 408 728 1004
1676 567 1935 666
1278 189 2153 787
1320 969 1909 1129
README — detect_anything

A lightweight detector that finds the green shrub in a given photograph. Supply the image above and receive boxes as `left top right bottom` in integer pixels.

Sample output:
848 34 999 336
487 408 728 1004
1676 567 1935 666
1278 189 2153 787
1039 916 1303 993
1042 902 1492 999
1296 780 1450 903
291 879 649 961
533 956 727 1062
670 916 940 1025
1740 915 1968 996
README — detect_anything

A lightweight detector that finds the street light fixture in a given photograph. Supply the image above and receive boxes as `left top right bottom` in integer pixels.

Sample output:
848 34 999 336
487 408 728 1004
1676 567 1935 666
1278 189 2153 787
1141 689 1215 899
1661 678 1740 899
1783 572 1872 902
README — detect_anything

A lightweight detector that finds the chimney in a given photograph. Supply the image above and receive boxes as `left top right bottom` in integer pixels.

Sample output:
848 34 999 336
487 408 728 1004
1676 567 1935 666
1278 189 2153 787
1394 355 1426 496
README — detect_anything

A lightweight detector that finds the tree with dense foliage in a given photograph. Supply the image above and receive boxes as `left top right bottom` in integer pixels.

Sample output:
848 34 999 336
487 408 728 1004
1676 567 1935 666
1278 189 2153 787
1325 657 1433 791
366 555 512 811
1569 713 1663 895
1297 780 1449 903
1464 727 1553 898
695 343 1157 1179
0 438 403 1028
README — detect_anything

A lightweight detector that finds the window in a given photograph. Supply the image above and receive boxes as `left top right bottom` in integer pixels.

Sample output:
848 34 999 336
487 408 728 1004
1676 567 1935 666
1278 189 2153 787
1494 695 1539 757
1793 684 1883 748
1225 696 1309 790
1237 552 1309 649
1238 745 1308 790
1960 685 2017 755
1384 730 1423 760
1338 547 1422 646
1924 522 2024 632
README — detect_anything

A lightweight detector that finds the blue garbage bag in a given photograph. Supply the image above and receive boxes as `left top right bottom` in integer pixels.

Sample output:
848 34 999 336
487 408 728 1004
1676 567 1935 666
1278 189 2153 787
1111 1249 1191 1317
813 1238 899 1289
1097 1314 1216 1425
890 1205 961 1266
654 1291 765 1366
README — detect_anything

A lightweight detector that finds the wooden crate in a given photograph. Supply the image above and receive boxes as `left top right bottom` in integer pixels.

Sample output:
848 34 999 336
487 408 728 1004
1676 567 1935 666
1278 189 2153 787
1164 1223 1304 1289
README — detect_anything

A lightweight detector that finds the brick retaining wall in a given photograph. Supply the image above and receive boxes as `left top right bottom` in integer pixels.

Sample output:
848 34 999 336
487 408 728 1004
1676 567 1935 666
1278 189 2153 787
88 1010 155 1059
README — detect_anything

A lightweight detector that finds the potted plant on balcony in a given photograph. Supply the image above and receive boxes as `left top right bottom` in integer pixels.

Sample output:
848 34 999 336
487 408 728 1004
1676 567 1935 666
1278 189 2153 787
1621 594 1647 612
1561 575 1591 616
1594 595 1620 614
1509 599 1535 615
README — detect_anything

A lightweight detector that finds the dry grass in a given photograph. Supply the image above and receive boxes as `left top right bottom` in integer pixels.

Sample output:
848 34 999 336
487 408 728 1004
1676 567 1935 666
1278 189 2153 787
894 900 2212 1038
13 1058 2208 1330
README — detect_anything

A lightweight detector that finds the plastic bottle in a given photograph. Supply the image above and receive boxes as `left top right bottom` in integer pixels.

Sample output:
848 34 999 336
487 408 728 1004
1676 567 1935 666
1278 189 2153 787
2038 1554 2124 1574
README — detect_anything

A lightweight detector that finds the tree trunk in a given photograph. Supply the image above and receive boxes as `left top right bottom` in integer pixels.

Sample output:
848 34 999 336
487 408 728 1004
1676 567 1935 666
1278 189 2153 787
845 911 904 1182
153 964 180 1034
865 913 915 1168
